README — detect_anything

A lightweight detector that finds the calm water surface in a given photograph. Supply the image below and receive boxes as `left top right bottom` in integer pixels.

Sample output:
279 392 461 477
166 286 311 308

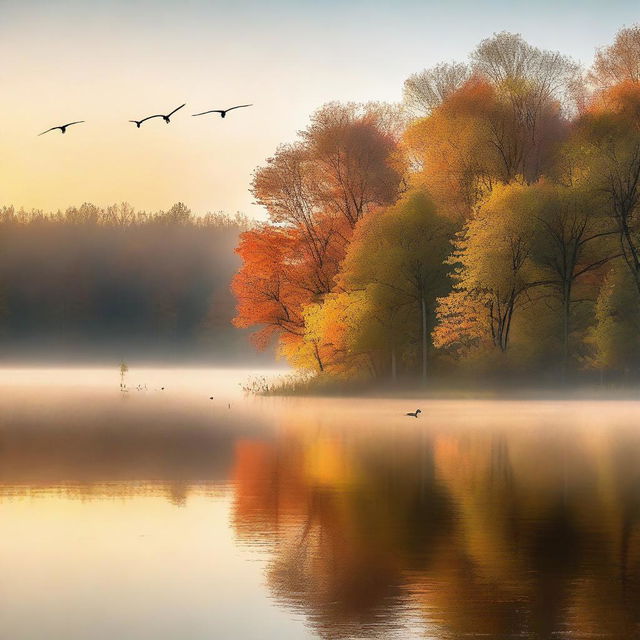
0 368 639 639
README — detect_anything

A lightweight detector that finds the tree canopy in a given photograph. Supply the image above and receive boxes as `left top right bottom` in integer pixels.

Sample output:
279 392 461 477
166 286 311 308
234 26 640 385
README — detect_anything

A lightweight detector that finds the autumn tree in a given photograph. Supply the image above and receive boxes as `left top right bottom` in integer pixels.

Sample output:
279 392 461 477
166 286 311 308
434 184 539 356
587 263 640 377
471 32 579 113
333 189 454 380
472 32 578 178
590 25 640 90
233 102 404 369
233 27 640 387
575 81 640 296
301 291 388 378
527 181 618 374
404 33 576 220
232 226 306 351
404 78 503 220
403 62 471 116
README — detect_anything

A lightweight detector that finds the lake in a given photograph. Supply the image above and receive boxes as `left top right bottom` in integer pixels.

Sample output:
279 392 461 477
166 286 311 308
0 368 639 639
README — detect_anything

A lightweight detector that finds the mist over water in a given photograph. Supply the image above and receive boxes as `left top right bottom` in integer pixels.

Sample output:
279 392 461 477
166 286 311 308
0 367 639 639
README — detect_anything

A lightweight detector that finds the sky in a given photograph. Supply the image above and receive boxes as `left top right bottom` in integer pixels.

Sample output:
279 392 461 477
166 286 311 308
1 0 639 219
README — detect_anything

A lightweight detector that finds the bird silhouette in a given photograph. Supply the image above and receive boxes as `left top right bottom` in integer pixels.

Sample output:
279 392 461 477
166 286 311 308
131 104 186 126
192 104 252 119
406 409 422 418
158 103 186 123
38 121 84 136
129 115 161 128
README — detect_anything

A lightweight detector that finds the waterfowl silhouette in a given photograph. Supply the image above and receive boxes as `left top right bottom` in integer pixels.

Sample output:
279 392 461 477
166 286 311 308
38 121 84 136
406 409 422 418
132 104 186 126
192 104 252 119
129 115 161 128
158 103 186 123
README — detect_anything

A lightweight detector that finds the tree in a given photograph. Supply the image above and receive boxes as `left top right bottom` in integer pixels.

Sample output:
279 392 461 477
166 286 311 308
471 32 578 182
403 62 471 116
336 189 454 380
302 102 405 229
575 81 640 296
527 181 618 375
403 33 576 221
404 78 567 221
590 25 640 90
234 102 404 369
587 263 640 377
232 226 309 354
299 291 383 377
403 78 502 220
434 184 539 355
432 290 496 356
471 32 578 106
254 103 404 236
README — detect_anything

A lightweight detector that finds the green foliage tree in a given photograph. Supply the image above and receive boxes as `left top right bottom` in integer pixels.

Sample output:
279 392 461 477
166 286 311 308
587 264 640 377
526 181 618 375
435 184 539 356
334 189 454 380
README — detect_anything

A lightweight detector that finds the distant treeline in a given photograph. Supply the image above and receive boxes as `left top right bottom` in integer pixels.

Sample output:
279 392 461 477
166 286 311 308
233 26 640 385
0 202 258 362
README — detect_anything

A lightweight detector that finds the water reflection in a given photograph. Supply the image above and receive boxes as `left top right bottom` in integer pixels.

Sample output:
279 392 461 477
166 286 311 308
231 401 640 639
1 381 639 639
0 387 260 500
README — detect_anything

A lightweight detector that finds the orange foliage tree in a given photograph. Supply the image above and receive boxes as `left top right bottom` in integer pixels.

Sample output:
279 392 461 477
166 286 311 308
232 103 403 370
404 33 575 221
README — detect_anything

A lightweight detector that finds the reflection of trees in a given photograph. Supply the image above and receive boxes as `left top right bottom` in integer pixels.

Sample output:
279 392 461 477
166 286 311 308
231 420 640 639
232 435 453 638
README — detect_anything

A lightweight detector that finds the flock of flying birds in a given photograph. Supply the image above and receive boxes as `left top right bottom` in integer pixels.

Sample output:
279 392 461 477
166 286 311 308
38 102 253 136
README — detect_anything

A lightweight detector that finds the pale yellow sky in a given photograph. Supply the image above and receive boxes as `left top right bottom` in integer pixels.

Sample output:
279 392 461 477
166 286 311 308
1 0 638 218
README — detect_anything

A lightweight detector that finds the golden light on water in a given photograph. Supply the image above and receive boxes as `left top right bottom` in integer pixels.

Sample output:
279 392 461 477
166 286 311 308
0 368 639 638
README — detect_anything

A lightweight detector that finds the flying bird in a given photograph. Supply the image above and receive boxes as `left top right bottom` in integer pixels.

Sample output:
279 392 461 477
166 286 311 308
129 115 162 128
38 121 84 136
158 103 186 123
192 104 253 119
130 104 186 127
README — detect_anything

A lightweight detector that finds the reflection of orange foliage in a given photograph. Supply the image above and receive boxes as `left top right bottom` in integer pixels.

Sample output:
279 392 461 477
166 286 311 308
232 439 312 543
231 413 640 638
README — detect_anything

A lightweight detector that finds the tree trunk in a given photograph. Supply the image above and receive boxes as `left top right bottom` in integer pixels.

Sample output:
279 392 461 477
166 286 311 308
313 342 324 372
391 343 397 383
421 295 428 383
389 309 398 383
561 280 571 383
